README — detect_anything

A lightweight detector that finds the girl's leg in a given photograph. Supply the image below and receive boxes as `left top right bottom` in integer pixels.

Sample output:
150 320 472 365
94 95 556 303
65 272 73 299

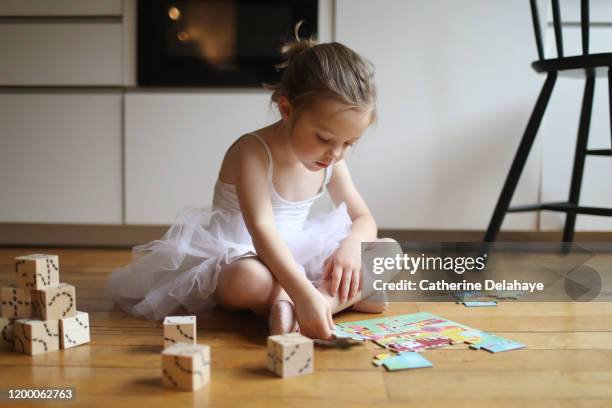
316 283 388 314
213 256 296 334
351 296 388 313
318 237 402 315
261 237 401 333
268 292 298 335
213 237 402 334
214 256 279 315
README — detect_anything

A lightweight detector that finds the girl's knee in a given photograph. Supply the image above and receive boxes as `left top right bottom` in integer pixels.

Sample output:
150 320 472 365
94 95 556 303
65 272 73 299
229 260 273 287
216 258 276 309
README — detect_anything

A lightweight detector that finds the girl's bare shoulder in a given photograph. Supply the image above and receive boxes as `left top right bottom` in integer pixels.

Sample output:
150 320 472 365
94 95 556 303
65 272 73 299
217 133 269 184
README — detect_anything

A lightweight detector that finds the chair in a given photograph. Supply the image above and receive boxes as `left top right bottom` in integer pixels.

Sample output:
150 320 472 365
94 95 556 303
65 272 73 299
484 0 612 243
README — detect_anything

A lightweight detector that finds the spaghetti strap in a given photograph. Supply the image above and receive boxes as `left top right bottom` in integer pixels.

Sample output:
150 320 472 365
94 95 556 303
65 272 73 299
248 132 273 180
248 131 331 192
324 164 333 186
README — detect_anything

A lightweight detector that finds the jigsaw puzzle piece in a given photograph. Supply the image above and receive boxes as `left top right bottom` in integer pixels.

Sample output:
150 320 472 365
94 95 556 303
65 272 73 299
382 352 433 371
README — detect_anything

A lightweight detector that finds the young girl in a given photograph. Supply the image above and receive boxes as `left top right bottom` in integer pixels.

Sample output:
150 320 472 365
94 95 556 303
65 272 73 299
107 28 401 340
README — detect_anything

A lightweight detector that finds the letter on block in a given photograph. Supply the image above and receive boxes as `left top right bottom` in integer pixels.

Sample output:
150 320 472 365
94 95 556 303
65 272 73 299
162 343 210 391
1 286 32 319
0 318 14 349
32 283 76 320
15 254 60 290
59 311 90 349
14 319 60 355
267 333 314 378
163 315 196 348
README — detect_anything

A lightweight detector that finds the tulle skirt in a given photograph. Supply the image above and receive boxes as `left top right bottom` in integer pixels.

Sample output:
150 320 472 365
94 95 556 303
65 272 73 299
106 203 352 321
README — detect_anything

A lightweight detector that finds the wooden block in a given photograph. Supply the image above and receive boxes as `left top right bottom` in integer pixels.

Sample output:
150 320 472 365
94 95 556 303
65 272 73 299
163 315 196 348
267 333 314 378
14 319 60 355
31 283 76 320
0 318 14 349
14 254 60 290
162 343 210 391
1 285 32 319
59 311 90 349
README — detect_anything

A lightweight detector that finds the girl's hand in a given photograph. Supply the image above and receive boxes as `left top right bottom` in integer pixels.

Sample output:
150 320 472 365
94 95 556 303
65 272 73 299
323 236 362 304
293 286 334 340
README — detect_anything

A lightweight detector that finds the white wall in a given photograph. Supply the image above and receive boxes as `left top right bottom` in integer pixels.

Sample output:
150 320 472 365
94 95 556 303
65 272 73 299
337 0 543 230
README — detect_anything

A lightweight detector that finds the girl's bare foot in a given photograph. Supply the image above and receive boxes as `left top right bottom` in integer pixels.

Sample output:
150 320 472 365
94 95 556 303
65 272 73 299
269 300 298 335
351 299 388 313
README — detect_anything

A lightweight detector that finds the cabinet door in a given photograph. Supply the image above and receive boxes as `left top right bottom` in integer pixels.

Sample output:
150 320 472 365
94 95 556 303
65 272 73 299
0 93 122 224
0 0 122 16
125 92 273 225
540 26 612 231
0 23 123 85
336 0 542 230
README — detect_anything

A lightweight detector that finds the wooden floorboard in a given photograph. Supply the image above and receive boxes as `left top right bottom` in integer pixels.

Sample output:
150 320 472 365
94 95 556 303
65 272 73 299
0 247 611 407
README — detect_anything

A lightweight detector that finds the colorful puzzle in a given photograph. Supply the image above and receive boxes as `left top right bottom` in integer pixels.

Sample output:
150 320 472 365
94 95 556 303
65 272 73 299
335 312 523 354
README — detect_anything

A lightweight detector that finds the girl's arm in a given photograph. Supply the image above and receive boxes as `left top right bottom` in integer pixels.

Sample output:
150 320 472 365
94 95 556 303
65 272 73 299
233 136 334 339
327 160 378 242
325 159 378 303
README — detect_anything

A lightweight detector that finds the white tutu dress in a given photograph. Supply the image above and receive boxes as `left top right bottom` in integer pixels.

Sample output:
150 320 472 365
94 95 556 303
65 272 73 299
106 133 353 321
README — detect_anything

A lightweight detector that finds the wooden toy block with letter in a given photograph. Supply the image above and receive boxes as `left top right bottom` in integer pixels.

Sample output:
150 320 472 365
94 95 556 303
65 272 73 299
14 319 60 355
267 333 314 378
162 343 210 391
1 285 32 319
59 311 90 349
163 315 196 348
14 254 60 290
32 283 76 320
0 318 14 349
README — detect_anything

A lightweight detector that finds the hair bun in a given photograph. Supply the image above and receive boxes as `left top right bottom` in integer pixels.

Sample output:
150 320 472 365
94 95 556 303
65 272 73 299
264 23 377 124
276 21 317 70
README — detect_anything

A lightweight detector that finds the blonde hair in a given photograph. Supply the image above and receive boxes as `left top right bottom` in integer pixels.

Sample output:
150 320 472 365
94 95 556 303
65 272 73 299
265 22 377 125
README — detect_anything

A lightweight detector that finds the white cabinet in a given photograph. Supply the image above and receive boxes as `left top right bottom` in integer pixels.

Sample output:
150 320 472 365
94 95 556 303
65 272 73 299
336 0 543 230
124 92 274 225
0 23 123 86
0 93 123 224
0 0 123 16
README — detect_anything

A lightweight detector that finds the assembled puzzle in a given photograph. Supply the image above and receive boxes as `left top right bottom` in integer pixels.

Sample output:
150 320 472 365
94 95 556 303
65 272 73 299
334 312 525 361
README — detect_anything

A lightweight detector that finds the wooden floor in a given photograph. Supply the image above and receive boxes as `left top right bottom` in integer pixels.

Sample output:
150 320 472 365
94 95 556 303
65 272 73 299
1 247 612 407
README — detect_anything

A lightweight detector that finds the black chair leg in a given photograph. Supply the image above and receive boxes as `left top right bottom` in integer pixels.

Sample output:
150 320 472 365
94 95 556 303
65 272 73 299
563 73 595 242
484 72 558 242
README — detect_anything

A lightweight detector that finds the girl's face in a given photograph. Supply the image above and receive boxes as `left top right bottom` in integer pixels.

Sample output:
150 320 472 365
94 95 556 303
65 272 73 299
280 97 372 172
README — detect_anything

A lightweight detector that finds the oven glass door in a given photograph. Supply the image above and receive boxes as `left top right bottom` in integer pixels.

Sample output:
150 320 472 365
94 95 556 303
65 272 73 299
138 0 318 87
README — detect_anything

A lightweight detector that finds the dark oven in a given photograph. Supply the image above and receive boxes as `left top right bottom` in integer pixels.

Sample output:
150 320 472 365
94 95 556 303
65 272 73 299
138 0 318 87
